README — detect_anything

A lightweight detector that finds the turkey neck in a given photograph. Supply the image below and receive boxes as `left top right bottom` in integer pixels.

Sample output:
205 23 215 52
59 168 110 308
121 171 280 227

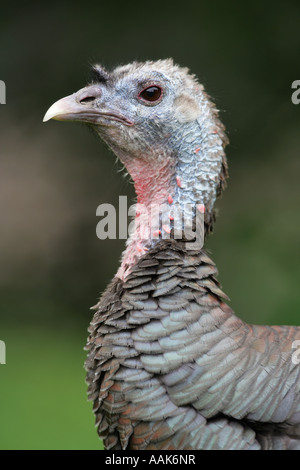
116 158 174 280
113 116 226 280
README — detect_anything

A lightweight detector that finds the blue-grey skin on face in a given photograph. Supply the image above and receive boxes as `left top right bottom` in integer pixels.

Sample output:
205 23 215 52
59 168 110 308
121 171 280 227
44 59 228 228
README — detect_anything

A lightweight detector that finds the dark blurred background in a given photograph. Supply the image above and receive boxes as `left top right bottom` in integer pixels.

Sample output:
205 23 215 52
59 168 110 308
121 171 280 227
0 0 299 449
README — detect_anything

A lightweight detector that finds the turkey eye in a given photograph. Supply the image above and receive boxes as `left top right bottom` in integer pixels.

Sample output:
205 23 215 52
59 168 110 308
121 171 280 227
139 86 162 103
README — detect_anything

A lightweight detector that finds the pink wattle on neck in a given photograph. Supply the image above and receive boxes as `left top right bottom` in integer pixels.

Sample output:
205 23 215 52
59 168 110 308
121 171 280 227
116 155 176 280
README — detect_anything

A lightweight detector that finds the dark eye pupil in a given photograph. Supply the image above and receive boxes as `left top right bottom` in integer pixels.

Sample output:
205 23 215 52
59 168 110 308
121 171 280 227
140 86 162 102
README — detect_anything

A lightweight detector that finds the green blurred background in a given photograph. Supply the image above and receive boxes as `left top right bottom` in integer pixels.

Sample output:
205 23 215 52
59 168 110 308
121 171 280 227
0 0 299 450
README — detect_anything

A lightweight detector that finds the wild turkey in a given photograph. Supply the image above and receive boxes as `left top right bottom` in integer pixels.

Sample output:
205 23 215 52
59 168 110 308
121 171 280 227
44 59 300 450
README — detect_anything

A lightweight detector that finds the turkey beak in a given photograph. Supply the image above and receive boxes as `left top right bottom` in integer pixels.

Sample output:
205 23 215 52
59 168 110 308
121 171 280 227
43 86 103 123
43 86 134 126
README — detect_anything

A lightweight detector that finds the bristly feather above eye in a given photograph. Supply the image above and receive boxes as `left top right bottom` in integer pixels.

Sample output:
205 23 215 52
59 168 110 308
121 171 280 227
91 65 110 84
